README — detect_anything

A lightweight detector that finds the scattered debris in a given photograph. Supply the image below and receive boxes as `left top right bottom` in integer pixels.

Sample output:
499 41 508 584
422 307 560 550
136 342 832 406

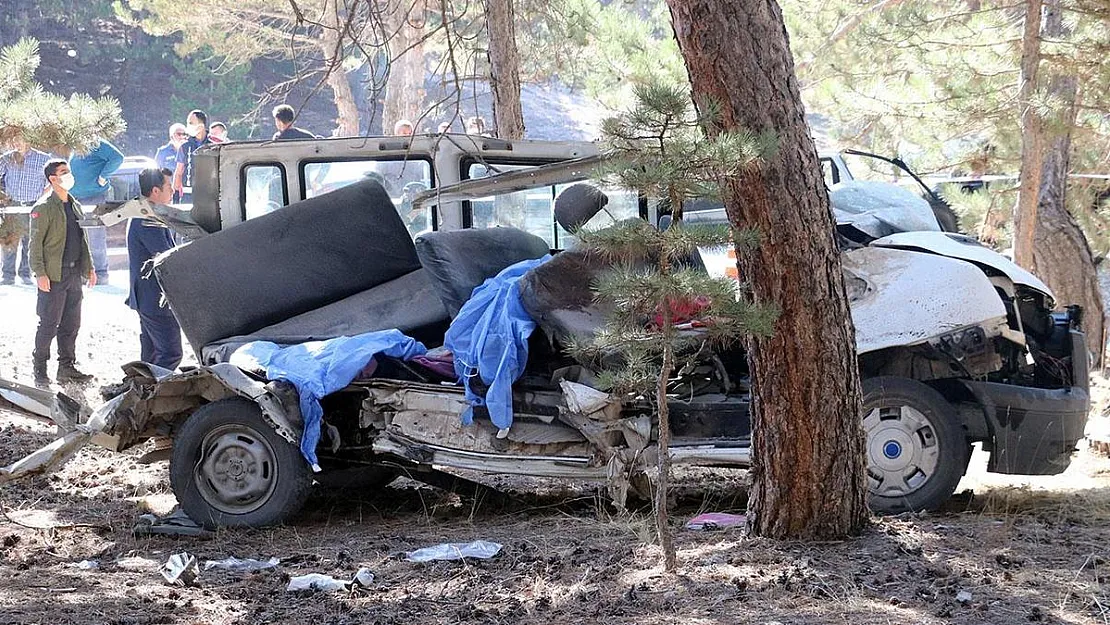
286 567 374 592
160 552 199 586
405 540 503 562
203 556 280 572
133 507 212 539
115 556 160 571
955 590 973 605
686 513 747 531
71 559 99 570
353 567 375 588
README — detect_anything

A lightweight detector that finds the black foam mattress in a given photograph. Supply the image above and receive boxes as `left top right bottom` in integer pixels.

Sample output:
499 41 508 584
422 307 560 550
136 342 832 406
155 180 423 354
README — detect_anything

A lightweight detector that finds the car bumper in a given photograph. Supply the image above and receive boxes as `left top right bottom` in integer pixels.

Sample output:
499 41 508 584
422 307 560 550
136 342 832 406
961 380 1090 475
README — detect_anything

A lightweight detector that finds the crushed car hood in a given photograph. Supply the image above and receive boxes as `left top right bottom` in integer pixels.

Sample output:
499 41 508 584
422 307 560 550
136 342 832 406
842 246 1009 354
870 231 1053 302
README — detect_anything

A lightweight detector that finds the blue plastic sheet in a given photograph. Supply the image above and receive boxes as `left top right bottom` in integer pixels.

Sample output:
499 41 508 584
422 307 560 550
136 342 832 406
444 255 551 431
230 329 426 469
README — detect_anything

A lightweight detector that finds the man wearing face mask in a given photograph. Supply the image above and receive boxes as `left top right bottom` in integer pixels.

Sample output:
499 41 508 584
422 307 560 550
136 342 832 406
172 110 210 204
28 159 96 386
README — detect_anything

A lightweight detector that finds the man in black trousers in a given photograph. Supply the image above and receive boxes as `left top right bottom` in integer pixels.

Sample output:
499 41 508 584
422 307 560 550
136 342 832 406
126 168 182 371
29 159 96 386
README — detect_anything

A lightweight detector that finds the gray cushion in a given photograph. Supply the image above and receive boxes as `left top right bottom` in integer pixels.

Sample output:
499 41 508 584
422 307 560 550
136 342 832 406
415 227 551 317
202 269 449 364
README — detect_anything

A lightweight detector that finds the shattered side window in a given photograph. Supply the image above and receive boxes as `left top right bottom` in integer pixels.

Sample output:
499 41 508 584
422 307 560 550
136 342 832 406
468 163 559 247
243 164 287 221
553 183 640 248
303 159 434 238
466 163 641 249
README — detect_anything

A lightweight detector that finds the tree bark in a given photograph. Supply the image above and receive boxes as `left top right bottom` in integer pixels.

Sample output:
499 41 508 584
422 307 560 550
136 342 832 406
382 13 426 133
484 0 525 139
655 293 676 572
665 0 868 538
1031 0 1105 364
321 0 360 136
1013 0 1044 270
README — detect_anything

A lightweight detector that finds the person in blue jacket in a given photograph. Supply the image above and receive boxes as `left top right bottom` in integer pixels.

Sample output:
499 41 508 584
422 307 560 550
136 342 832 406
155 124 187 203
64 138 124 284
67 138 124 206
126 167 182 371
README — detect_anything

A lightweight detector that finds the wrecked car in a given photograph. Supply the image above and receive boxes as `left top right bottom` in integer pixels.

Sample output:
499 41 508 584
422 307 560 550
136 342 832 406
2 143 1090 529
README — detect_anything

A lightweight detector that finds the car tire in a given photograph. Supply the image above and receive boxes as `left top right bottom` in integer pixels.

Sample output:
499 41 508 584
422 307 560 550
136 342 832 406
170 397 312 528
861 376 969 514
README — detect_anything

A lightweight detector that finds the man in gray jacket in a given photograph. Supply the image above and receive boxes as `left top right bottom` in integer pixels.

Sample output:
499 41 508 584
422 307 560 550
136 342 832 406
29 159 96 385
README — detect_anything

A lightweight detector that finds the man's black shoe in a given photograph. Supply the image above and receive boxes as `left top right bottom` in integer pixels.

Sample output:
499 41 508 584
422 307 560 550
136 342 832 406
56 365 94 383
33 360 51 386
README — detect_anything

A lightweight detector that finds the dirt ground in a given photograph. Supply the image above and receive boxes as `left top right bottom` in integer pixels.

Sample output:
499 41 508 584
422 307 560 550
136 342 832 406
2 278 1110 625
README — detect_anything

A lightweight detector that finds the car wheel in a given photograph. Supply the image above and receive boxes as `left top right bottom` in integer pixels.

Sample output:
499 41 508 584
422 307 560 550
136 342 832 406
862 376 969 514
170 397 311 528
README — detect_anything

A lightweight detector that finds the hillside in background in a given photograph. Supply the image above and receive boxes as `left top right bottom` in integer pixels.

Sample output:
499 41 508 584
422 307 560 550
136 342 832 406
0 7 604 159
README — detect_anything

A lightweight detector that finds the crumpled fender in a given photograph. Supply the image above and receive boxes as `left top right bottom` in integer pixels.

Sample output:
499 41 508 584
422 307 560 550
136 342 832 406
93 362 302 452
842 247 1009 354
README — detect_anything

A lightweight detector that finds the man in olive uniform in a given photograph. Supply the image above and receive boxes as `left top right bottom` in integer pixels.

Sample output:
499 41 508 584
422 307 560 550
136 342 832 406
29 159 96 386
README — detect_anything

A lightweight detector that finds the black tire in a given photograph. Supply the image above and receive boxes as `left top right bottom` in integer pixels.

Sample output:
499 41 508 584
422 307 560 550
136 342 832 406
862 376 969 514
170 397 312 528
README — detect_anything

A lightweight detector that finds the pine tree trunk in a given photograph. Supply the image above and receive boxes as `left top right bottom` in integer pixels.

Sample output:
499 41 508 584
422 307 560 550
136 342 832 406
655 338 676 571
1031 0 1105 364
665 0 868 539
321 0 360 137
1013 0 1044 269
383 15 426 133
655 258 677 572
484 0 525 139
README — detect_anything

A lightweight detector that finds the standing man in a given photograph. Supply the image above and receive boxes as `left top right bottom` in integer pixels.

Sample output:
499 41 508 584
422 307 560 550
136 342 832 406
208 121 229 144
272 105 317 141
29 159 96 385
173 109 211 204
68 138 124 206
465 117 487 136
393 119 414 136
155 124 187 204
67 138 124 285
127 168 182 371
0 138 51 286
155 123 187 172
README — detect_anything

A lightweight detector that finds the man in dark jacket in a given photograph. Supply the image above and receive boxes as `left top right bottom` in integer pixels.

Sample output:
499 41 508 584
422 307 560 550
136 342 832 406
173 109 211 203
272 105 318 141
126 168 182 371
29 159 96 385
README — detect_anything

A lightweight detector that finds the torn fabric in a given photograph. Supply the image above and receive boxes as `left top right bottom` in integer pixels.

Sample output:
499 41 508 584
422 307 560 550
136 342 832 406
230 329 426 469
444 255 551 431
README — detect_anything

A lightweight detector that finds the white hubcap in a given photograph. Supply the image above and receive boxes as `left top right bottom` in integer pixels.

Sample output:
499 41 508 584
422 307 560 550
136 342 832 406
863 405 940 497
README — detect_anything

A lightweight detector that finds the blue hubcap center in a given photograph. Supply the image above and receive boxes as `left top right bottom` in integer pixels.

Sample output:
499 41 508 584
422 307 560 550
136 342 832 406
883 441 902 459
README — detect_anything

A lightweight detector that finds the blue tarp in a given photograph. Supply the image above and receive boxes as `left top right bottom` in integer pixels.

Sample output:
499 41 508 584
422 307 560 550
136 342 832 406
230 329 427 469
444 255 551 431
